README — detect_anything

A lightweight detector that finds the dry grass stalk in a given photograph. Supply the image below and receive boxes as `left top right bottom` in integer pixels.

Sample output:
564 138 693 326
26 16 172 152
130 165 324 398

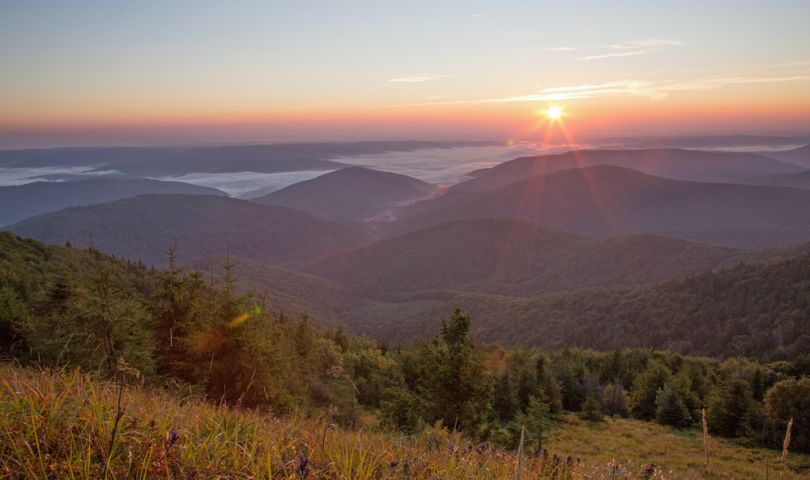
515 425 524 480
701 408 710 469
779 417 793 480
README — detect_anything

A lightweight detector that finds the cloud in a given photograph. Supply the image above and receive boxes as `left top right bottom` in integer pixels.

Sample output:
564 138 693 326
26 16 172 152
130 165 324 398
614 38 684 48
470 13 486 18
515 75 810 101
549 38 684 52
386 72 810 107
497 80 667 102
577 50 648 61
550 38 683 61
388 73 454 83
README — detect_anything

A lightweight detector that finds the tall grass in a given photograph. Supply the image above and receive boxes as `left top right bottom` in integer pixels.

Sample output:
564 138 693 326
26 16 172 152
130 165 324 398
0 365 806 479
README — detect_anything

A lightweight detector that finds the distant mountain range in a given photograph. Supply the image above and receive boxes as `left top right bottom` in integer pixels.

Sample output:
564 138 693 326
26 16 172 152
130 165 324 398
398 165 810 248
453 148 801 196
253 167 436 223
0 141 497 176
7 194 371 266
0 178 225 226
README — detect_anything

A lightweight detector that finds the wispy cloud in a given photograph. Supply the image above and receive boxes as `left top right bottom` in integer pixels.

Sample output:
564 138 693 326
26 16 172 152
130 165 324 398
386 72 810 107
388 73 454 83
470 13 486 18
578 50 648 61
550 38 683 61
498 80 666 102
549 38 684 52
500 75 810 102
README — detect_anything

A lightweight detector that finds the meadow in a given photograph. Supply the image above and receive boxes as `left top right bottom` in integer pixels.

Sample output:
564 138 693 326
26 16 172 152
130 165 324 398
2 364 808 479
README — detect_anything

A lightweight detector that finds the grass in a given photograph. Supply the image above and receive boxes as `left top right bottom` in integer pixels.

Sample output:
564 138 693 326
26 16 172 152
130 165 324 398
1 364 808 479
546 414 810 479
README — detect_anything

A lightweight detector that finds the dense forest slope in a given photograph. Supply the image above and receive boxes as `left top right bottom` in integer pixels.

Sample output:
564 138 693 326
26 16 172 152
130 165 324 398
397 166 810 248
348 251 810 360
6 194 371 265
311 218 758 299
0 178 225 226
253 167 435 222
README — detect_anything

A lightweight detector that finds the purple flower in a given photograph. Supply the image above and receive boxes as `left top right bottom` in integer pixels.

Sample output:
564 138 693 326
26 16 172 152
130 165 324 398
475 441 488 454
388 459 399 468
297 452 310 478
167 428 180 447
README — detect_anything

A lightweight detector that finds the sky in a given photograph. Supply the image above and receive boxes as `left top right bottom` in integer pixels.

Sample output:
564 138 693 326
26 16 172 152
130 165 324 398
1 0 810 147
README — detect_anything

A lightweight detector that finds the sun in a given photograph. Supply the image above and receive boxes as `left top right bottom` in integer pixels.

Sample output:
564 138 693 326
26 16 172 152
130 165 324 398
545 106 563 121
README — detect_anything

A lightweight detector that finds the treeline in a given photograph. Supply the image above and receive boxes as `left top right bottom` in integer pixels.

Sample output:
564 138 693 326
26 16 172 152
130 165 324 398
1 232 808 454
444 252 810 360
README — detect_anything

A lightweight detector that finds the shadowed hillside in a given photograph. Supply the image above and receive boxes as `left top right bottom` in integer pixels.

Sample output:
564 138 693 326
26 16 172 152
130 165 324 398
6 194 371 266
0 178 225 226
346 250 810 360
750 170 810 189
310 218 756 299
397 166 810 248
452 148 802 196
253 167 435 223
761 144 810 168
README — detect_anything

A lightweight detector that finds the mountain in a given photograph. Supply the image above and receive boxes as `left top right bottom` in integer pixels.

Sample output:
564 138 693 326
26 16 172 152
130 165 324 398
0 178 225 226
749 170 810 189
398 166 810 248
760 144 810 168
252 167 435 223
310 218 758 299
6 194 371 266
450 148 801 196
343 248 810 360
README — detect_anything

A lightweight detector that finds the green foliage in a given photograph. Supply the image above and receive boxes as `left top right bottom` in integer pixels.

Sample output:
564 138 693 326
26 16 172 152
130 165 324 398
655 382 692 428
631 360 671 420
421 308 493 431
764 377 810 452
580 394 604 422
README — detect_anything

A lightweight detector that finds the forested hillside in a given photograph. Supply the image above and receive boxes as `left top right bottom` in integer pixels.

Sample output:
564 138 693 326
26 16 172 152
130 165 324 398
0 178 225 226
7 194 371 266
253 167 436 222
348 251 810 361
311 218 759 299
396 166 810 248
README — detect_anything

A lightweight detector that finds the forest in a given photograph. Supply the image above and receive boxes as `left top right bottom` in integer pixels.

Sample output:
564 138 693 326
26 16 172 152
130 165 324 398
2 231 808 461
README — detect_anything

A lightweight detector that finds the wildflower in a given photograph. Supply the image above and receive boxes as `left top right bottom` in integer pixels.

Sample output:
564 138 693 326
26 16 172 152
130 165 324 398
388 459 399 468
475 441 488 454
297 452 310 478
166 428 180 449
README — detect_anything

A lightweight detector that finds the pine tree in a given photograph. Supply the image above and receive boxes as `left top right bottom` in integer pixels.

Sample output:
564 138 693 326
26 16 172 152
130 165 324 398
655 382 692 428
631 360 671 420
580 394 604 422
423 308 492 431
